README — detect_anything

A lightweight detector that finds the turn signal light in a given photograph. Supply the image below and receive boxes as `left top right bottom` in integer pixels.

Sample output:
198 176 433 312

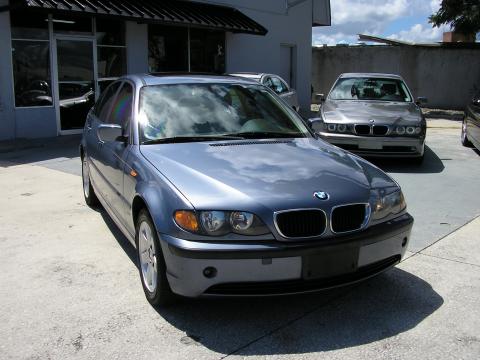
174 210 199 232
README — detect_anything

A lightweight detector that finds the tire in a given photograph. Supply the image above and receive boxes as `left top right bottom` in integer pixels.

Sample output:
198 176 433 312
135 209 175 307
461 119 473 147
81 154 100 207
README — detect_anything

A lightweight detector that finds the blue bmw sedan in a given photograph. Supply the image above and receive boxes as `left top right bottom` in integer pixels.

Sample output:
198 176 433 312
80 74 413 306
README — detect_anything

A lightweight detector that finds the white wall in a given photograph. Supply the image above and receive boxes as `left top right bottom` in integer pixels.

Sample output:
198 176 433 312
126 21 149 74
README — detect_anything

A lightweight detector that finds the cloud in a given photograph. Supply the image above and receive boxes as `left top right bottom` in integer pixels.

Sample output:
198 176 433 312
389 23 449 43
313 0 446 46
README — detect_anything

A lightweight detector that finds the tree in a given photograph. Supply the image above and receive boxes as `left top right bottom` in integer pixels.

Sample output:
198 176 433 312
429 0 480 35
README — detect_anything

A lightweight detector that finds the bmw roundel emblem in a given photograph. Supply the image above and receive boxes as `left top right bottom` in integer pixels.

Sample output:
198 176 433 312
314 191 329 200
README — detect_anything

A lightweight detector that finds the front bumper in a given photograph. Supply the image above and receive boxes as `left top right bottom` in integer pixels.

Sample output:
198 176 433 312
159 213 413 297
318 132 425 158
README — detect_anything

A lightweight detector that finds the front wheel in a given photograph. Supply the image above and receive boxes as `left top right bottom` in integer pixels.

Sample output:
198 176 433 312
82 154 99 207
136 209 175 307
461 119 473 147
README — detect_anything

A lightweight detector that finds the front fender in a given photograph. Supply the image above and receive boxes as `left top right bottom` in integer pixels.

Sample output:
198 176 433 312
125 147 194 237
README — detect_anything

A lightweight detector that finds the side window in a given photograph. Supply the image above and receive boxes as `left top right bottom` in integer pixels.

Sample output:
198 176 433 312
270 77 289 94
94 81 121 122
267 76 288 94
109 82 133 133
263 77 274 90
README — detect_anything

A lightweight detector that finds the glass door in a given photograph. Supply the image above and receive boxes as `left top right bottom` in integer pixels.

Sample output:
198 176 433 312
55 38 95 133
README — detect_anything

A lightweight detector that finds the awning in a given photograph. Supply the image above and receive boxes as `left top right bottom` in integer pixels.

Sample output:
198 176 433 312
8 0 268 35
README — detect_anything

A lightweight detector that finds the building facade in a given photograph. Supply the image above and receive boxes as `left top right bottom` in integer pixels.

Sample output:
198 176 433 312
0 0 330 140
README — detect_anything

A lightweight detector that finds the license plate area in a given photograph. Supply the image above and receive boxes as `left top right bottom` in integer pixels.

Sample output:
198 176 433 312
358 141 382 150
303 247 359 280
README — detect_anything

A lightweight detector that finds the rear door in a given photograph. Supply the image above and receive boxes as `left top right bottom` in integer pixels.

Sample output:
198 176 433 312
87 81 122 205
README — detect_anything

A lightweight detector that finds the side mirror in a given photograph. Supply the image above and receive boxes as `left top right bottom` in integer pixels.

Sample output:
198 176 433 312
97 124 125 143
416 97 428 106
314 93 326 103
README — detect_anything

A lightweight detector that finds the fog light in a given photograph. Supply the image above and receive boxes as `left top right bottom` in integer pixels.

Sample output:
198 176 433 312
203 267 217 279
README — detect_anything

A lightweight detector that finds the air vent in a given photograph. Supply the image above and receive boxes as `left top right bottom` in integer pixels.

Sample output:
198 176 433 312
210 140 292 147
372 125 389 136
275 210 327 238
354 125 371 135
331 204 368 233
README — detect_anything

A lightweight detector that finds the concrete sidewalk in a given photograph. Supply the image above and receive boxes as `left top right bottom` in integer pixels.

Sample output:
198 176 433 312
227 216 480 359
0 153 479 359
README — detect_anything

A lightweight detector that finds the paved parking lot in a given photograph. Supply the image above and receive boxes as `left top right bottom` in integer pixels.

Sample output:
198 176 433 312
0 120 479 359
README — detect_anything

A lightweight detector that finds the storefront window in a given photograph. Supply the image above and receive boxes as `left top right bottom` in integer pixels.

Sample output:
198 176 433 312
53 16 93 35
190 29 225 73
97 46 127 78
148 25 188 72
96 19 125 46
11 12 52 107
10 13 49 40
96 19 126 94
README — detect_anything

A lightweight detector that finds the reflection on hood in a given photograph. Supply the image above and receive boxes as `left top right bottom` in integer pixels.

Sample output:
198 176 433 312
140 138 397 211
322 100 422 125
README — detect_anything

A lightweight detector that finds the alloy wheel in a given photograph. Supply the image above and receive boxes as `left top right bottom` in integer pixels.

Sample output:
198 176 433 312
138 221 158 293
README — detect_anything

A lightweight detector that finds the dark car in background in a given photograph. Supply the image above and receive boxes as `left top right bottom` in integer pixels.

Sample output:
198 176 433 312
311 73 427 163
462 92 480 151
80 74 413 306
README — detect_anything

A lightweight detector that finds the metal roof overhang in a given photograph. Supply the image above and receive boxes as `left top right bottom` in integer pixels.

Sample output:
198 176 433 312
7 0 268 36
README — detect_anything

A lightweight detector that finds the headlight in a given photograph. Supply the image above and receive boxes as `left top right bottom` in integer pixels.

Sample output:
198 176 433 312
337 124 347 133
370 188 406 221
174 210 269 236
325 123 348 133
200 211 228 235
395 126 406 135
406 126 415 135
327 123 337 132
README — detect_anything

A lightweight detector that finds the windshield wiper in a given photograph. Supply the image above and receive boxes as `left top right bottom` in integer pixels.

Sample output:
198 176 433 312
224 131 306 139
142 135 244 145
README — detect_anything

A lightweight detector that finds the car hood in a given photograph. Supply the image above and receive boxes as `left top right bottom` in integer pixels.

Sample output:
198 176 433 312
322 100 422 124
140 138 396 211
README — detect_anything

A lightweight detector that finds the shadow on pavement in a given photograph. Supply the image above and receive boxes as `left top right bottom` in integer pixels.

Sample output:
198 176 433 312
156 268 443 355
101 205 443 355
369 145 445 174
0 135 81 167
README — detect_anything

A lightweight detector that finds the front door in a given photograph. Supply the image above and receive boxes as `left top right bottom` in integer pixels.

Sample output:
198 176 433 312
55 38 96 134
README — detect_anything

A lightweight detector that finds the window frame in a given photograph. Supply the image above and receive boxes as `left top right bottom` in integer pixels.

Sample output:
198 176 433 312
93 80 122 123
10 11 54 109
10 13 127 110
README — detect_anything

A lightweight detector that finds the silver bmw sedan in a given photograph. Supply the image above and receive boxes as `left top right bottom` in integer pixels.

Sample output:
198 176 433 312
80 74 413 306
311 73 427 162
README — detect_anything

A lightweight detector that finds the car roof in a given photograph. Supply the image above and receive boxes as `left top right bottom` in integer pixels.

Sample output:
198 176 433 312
339 73 404 80
122 73 259 86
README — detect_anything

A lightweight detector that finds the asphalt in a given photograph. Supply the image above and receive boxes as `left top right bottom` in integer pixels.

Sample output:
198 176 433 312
0 120 479 359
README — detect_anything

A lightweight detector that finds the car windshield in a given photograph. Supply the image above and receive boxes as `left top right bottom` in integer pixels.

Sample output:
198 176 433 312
329 77 412 102
138 83 310 144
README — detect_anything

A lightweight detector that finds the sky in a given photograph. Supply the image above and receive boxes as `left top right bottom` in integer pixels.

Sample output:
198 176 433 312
313 0 451 45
